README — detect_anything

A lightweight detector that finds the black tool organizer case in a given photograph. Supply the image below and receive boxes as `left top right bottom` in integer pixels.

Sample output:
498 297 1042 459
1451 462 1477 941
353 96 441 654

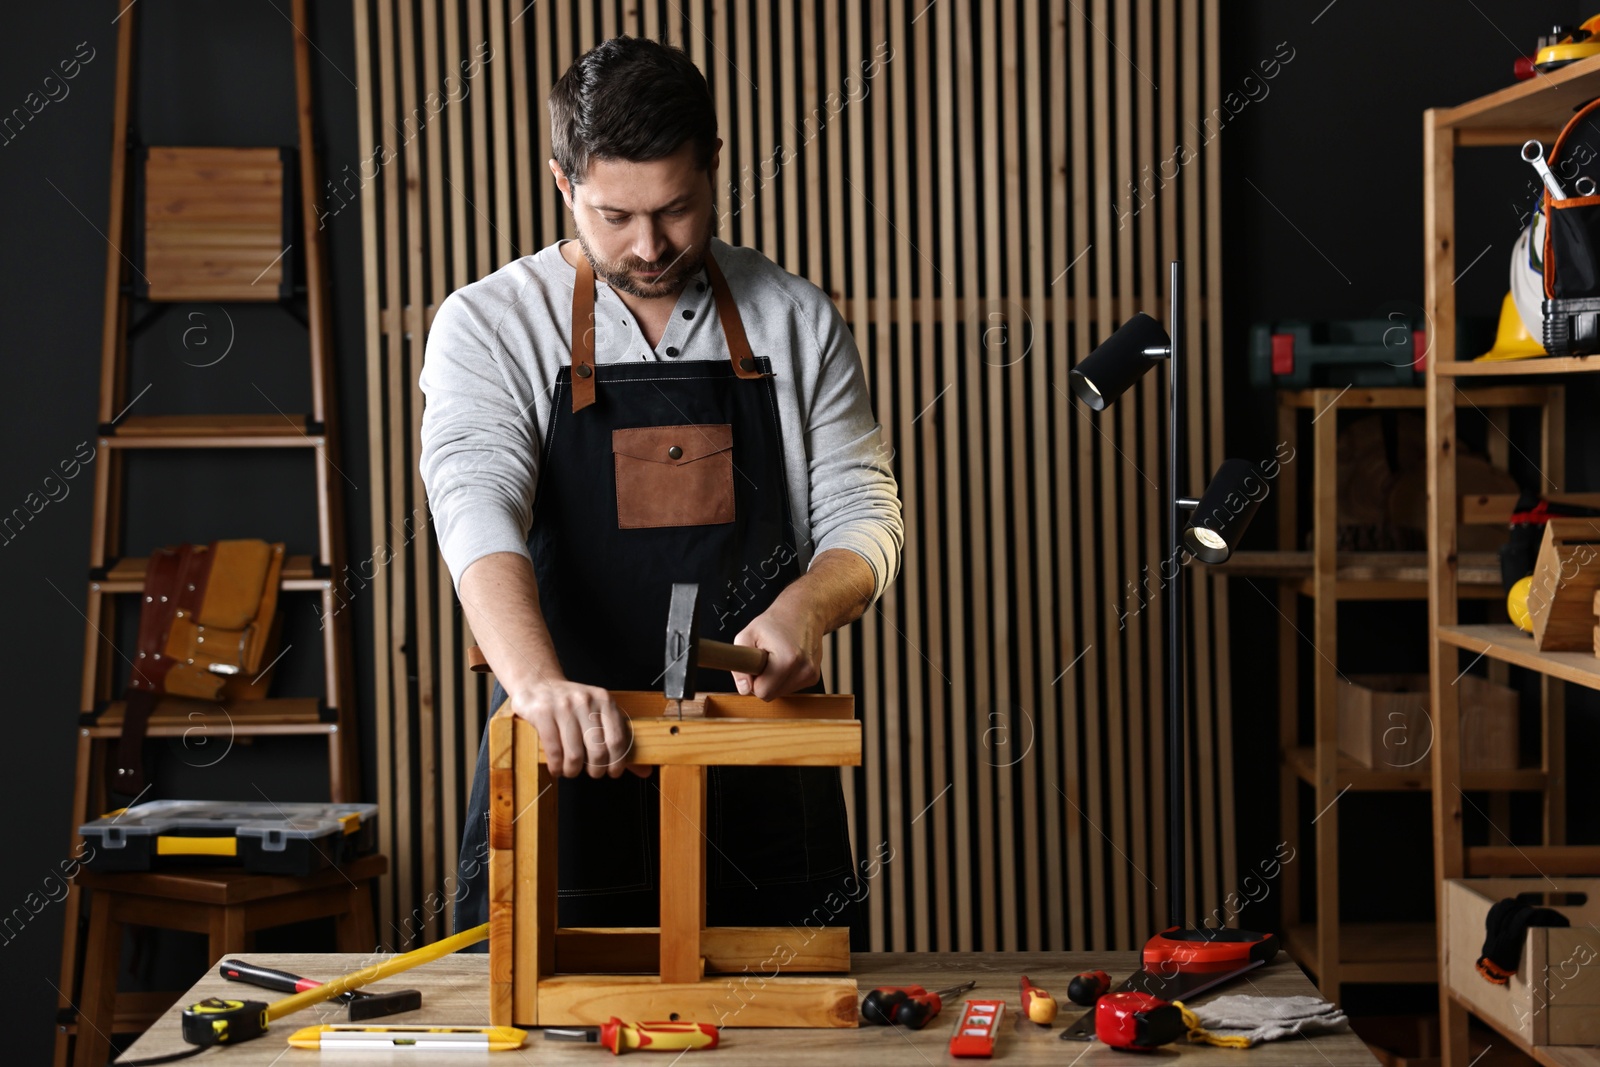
79 800 379 876
1542 96 1600 356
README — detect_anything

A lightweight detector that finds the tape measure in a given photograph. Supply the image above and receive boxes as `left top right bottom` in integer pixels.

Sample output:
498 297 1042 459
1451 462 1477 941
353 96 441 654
180 997 268 1046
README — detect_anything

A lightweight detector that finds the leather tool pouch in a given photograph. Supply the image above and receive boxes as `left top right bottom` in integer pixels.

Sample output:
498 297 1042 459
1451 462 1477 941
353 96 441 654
612 424 736 529
113 540 286 795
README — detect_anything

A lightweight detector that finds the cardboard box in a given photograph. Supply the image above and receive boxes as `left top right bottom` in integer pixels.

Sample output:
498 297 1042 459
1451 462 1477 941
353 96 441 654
1445 878 1600 1047
1338 674 1518 771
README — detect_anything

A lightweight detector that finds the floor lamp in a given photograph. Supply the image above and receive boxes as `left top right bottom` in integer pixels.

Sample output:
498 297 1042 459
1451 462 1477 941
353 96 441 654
1061 261 1280 1036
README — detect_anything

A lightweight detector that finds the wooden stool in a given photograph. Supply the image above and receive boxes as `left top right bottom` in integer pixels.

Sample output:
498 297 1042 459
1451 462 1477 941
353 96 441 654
489 692 861 1029
70 852 385 1067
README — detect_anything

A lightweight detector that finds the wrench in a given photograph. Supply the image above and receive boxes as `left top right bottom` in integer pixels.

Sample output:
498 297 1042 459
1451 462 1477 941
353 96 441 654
1523 140 1570 200
1579 175 1598 198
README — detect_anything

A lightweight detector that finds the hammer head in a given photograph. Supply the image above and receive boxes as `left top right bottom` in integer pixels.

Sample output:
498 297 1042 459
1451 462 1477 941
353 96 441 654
345 987 423 1021
664 583 702 702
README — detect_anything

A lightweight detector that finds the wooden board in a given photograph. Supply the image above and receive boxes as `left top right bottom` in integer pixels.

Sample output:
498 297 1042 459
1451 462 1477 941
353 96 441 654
1528 518 1600 651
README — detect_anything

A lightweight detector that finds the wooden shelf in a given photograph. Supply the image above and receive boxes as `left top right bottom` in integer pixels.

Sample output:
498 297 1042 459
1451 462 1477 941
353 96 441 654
83 696 333 739
1283 921 1438 985
1433 53 1600 138
101 414 324 448
1447 990 1600 1067
1437 624 1600 692
1222 550 1502 597
1277 385 1554 408
1436 355 1600 377
94 554 327 592
1424 50 1599 1067
1284 747 1548 794
1464 845 1600 877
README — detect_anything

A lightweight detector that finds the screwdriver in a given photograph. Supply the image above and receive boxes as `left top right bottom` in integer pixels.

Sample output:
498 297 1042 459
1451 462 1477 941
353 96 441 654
1067 969 1112 1006
1019 974 1058 1024
862 981 975 1026
544 1018 719 1054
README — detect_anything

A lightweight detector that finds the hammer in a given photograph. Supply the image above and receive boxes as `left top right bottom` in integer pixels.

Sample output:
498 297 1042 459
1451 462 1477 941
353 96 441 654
219 959 422 1021
665 582 768 715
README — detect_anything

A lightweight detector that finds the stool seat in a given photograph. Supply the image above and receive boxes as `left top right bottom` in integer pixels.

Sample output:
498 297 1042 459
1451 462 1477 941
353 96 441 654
70 853 385 1067
76 852 387 905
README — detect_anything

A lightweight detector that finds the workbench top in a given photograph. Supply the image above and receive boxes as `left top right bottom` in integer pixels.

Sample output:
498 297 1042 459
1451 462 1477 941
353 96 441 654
117 951 1380 1064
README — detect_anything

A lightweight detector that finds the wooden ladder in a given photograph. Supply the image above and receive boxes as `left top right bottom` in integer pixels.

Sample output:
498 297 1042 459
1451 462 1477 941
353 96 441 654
54 3 356 1064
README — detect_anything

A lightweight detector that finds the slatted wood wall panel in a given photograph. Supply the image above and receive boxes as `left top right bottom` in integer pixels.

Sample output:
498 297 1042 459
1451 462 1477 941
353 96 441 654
354 0 1231 953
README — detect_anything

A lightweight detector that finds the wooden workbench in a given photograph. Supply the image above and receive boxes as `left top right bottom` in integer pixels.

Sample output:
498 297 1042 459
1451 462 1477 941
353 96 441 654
116 952 1381 1064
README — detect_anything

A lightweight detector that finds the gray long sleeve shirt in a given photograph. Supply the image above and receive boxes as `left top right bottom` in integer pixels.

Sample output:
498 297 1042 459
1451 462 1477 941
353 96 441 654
418 236 904 603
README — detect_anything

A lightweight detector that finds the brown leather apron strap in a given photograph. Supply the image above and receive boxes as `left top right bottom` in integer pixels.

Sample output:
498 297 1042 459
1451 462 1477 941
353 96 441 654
568 244 764 412
571 253 599 412
702 250 764 380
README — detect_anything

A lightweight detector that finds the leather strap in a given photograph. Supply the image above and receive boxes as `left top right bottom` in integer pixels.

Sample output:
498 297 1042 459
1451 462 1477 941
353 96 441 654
702 250 764 381
568 244 764 412
571 253 599 412
113 544 217 795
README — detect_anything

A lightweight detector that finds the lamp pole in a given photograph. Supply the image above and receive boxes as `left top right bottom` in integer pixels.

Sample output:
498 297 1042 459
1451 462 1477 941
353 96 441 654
1166 259 1187 932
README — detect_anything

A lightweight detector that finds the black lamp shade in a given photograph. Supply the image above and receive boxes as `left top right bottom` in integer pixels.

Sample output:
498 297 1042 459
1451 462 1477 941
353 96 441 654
1182 458 1266 564
1069 312 1171 410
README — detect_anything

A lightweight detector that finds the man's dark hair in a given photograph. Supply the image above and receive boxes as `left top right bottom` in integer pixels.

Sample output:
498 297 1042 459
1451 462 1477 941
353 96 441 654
549 36 717 184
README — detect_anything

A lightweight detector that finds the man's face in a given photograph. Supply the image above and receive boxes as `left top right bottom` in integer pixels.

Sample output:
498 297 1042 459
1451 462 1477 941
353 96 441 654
554 139 719 299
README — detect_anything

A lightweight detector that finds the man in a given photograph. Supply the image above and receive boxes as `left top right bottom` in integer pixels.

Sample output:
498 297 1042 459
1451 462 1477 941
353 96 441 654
420 36 902 937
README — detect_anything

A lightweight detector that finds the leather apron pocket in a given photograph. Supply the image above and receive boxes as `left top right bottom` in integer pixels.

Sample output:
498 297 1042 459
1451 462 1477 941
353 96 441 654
612 424 735 529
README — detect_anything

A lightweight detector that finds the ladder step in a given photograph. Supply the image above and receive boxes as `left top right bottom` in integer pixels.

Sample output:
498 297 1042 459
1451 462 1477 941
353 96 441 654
83 696 334 738
100 413 324 448
93 554 327 591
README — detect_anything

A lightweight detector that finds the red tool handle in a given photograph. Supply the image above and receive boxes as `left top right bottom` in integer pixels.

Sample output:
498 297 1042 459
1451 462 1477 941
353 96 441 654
1066 969 1111 1006
219 959 323 995
599 1018 720 1054
1019 975 1058 1024
891 991 946 1030
862 986 926 1025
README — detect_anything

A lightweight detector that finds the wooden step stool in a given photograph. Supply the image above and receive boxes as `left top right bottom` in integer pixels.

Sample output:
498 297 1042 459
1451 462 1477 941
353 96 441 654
69 852 384 1067
489 691 861 1029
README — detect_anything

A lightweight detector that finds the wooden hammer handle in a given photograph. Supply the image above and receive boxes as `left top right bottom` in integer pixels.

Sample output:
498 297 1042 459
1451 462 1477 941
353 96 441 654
697 639 769 675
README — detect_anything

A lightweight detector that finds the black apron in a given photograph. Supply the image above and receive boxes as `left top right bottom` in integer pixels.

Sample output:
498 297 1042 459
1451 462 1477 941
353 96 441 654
454 245 855 937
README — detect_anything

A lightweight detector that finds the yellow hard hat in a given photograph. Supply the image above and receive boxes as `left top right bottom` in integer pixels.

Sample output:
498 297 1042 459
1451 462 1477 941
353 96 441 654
1507 574 1534 633
1476 292 1546 362
1536 17 1600 73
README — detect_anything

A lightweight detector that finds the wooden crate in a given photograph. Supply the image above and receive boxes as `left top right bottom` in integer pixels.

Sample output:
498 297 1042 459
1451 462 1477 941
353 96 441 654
1444 878 1600 1046
1338 674 1517 770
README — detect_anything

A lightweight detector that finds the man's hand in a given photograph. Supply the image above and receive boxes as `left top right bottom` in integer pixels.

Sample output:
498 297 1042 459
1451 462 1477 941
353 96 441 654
729 549 877 701
509 679 649 779
731 600 824 701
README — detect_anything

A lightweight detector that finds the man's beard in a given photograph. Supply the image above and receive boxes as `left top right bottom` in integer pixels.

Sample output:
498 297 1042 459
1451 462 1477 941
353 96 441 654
573 213 713 299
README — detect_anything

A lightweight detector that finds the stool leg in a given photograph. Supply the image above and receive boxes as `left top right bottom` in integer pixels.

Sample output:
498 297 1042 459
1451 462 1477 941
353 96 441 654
336 881 375 952
72 894 119 1067
207 906 247 967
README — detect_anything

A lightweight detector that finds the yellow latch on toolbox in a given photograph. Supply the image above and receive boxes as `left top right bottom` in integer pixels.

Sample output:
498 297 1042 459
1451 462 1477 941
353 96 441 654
156 836 239 857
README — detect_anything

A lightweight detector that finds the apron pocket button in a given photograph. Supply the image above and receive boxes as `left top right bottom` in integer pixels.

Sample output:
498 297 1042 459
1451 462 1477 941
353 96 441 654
668 445 683 459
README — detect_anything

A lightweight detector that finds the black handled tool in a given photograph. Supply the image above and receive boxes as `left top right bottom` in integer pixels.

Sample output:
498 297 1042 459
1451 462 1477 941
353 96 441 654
861 980 974 1026
220 959 422 1021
